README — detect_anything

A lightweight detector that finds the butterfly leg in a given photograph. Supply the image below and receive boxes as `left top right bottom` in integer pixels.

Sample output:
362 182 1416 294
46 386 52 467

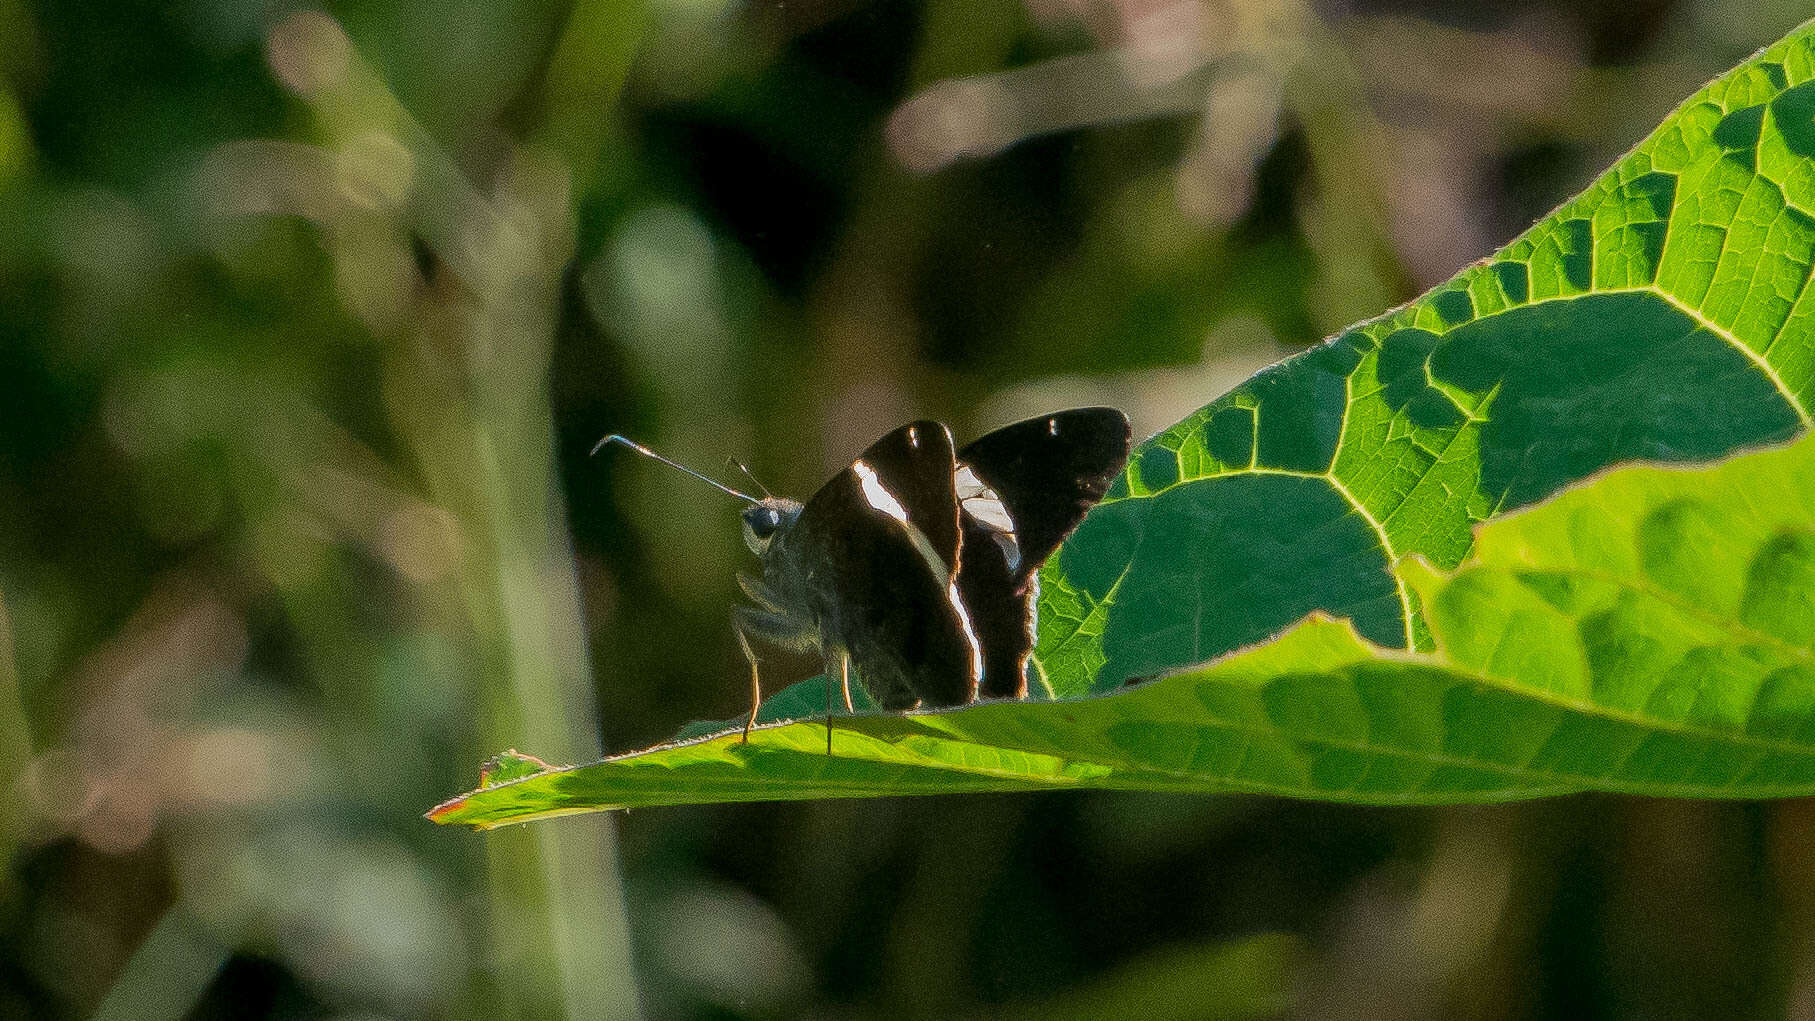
823 651 855 756
733 624 762 742
824 655 835 755
732 604 819 742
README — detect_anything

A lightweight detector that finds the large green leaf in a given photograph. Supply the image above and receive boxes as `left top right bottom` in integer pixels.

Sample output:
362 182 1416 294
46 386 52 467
430 432 1815 827
1035 26 1815 696
433 21 1815 826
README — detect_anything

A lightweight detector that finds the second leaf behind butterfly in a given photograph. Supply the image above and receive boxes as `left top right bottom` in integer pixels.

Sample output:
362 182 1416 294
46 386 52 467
732 408 1131 727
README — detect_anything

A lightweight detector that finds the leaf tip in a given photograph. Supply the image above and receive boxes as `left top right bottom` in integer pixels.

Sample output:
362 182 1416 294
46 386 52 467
424 793 469 826
424 749 560 828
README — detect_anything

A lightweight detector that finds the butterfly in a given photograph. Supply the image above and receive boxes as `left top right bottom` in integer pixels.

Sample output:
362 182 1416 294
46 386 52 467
598 408 1131 748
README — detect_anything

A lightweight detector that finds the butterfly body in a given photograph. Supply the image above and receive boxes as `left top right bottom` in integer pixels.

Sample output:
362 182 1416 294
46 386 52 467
731 409 1130 724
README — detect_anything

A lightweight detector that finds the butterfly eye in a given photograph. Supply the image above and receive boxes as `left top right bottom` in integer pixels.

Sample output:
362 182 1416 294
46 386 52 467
744 505 783 540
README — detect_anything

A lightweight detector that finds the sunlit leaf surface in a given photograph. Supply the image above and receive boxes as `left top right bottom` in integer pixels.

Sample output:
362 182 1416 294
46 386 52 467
1035 26 1815 695
435 21 1815 826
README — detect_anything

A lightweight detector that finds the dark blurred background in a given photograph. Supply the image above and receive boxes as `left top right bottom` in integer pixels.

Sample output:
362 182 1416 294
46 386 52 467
4 0 1814 1018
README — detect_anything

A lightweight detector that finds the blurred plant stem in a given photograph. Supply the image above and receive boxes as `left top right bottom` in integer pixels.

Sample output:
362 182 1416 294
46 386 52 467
393 176 637 1018
262 10 643 1018
0 589 28 862
399 264 638 1020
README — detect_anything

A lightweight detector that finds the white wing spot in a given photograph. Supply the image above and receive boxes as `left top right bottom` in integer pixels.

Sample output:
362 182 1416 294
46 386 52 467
1047 417 1059 436
956 464 1021 572
955 466 1014 530
853 460 910 523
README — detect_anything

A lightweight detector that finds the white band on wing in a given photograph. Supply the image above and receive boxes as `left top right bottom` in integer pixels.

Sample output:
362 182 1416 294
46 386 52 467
854 460 911 523
955 464 1022 573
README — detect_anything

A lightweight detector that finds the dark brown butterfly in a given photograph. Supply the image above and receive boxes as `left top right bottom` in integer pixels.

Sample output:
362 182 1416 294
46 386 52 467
598 408 1131 747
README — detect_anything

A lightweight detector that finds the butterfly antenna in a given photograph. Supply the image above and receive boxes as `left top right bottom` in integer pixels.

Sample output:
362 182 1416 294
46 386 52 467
725 456 773 499
592 434 759 504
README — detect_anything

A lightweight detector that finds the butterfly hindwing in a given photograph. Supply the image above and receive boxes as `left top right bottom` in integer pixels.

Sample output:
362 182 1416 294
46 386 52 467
957 407 1132 583
779 421 979 709
954 408 1131 698
955 511 1031 698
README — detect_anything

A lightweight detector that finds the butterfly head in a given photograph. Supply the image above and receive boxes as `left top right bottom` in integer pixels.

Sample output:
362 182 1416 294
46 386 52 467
741 497 803 556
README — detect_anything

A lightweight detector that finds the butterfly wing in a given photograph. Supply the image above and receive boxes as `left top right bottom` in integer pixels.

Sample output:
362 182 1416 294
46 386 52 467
956 408 1131 698
780 420 980 710
955 509 1030 698
957 407 1132 581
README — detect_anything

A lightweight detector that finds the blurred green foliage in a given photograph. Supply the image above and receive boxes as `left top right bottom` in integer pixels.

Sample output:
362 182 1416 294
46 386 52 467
4 0 1815 1018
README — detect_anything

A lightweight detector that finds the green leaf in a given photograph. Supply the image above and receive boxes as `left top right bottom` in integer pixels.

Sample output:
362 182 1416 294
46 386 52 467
1399 433 1815 777
431 431 1815 827
1035 26 1815 696
432 21 1815 825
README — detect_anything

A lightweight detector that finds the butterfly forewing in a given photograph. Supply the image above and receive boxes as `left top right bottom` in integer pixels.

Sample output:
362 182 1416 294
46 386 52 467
778 421 980 710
